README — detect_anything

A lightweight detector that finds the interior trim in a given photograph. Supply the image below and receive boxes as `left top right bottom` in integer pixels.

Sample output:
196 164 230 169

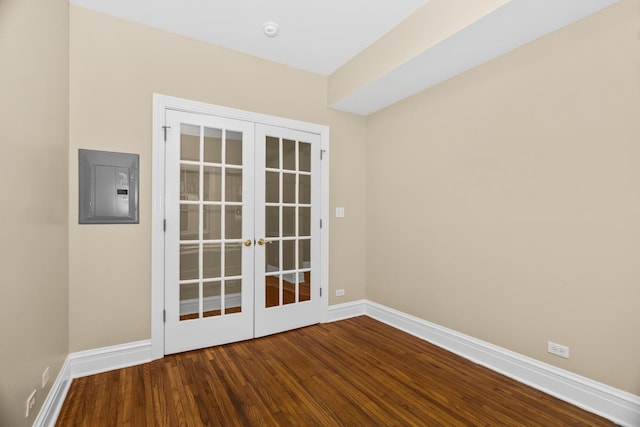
37 303 639 426
327 300 640 426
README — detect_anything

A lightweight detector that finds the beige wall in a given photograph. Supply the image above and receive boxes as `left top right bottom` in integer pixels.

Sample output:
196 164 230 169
69 6 367 351
328 0 508 106
366 0 640 394
0 0 70 425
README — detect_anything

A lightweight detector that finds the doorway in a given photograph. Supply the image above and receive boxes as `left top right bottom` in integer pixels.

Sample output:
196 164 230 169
152 95 329 356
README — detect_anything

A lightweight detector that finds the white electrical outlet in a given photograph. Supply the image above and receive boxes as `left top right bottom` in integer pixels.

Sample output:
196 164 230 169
335 289 345 296
25 389 36 418
336 207 345 218
548 341 570 359
42 366 50 389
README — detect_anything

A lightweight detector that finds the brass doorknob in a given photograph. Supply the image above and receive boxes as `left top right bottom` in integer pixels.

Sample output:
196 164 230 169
257 238 265 246
244 239 252 247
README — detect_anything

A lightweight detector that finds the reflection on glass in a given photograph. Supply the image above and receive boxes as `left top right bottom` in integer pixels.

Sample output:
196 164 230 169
298 239 311 269
266 136 279 169
265 240 280 272
203 166 221 201
180 164 199 200
180 124 200 162
180 244 199 281
179 282 199 320
203 205 221 240
282 240 295 271
226 131 243 165
265 275 279 308
266 172 279 203
203 128 222 163
203 243 221 279
283 173 296 204
282 207 295 237
225 245 242 277
180 205 199 240
225 279 242 314
283 139 296 171
299 207 311 237
299 174 311 204
225 168 242 202
225 206 242 239
265 206 279 238
283 279 295 305
299 142 311 172
300 271 311 302
203 281 221 318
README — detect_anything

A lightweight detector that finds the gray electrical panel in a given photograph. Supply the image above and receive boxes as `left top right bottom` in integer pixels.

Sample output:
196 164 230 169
79 149 139 224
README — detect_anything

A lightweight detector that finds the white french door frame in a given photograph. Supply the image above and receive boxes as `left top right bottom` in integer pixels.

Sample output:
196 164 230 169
151 94 330 360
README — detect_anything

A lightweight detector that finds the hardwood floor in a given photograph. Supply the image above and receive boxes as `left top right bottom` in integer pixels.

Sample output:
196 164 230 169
56 316 616 426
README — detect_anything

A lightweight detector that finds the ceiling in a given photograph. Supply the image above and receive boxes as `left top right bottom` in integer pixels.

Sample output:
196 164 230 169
68 0 429 76
70 0 619 115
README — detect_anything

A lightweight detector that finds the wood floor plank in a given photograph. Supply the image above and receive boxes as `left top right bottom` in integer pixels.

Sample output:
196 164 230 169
56 316 617 426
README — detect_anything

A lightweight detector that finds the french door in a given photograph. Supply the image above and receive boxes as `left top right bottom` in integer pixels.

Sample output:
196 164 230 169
164 110 321 355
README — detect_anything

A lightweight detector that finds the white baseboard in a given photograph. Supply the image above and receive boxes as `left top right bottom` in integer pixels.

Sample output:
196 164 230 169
361 300 640 427
69 339 153 379
33 357 72 427
180 293 242 316
34 340 153 426
37 303 640 427
326 299 366 322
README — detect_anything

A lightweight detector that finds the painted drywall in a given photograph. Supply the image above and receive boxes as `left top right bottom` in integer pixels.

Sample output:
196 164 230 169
366 0 640 394
69 6 367 351
0 0 70 425
328 0 509 106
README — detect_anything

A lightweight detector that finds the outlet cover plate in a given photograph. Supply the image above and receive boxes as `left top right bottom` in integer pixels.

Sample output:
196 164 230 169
548 341 570 359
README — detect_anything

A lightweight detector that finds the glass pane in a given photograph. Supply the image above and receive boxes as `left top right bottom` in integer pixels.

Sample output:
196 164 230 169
299 174 311 204
300 271 311 302
266 172 279 203
299 207 311 237
180 244 199 281
282 207 295 237
282 240 295 271
265 206 279 238
180 124 200 161
203 205 221 240
180 164 199 200
225 279 242 314
298 239 311 269
203 243 221 279
283 138 296 171
203 281 221 318
203 127 222 164
266 240 280 272
266 136 279 169
225 206 242 239
283 278 295 305
283 173 296 204
299 142 311 172
265 275 279 308
226 131 243 165
180 204 199 240
225 245 242 277
203 166 222 201
179 282 199 321
225 168 242 202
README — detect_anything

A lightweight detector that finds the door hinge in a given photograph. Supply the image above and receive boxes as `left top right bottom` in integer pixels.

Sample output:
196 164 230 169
320 149 327 160
162 125 171 142
163 219 166 231
163 310 166 322
320 288 322 297
320 219 323 229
